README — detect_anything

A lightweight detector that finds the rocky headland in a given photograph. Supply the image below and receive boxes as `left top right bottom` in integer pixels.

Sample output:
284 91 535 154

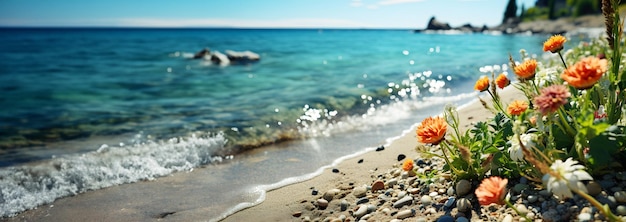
416 14 615 35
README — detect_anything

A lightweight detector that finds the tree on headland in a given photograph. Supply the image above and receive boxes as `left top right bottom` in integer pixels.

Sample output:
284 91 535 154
503 0 518 23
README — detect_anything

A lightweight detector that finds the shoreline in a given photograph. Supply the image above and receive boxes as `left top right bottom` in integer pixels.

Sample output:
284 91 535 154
221 86 526 221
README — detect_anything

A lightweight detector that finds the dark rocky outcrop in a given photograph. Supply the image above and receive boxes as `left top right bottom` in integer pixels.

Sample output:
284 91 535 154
426 16 451 30
192 48 260 65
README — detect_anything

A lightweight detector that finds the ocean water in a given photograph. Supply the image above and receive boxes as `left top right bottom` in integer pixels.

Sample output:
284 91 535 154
0 28 547 219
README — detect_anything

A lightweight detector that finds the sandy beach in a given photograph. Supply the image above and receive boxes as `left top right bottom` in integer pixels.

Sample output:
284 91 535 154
4 84 524 222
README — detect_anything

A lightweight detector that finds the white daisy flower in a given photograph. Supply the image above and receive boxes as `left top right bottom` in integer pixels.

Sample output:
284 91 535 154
542 158 593 199
508 133 536 162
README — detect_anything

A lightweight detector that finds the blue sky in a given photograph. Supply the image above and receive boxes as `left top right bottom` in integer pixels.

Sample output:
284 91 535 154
0 0 536 29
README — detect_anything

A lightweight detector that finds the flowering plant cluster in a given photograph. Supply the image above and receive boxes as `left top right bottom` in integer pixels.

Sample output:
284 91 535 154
413 0 625 220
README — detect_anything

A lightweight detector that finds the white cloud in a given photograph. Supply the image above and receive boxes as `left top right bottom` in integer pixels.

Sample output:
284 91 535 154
378 0 425 5
350 0 363 7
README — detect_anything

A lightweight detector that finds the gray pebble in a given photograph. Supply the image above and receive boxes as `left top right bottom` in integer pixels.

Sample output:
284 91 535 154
323 188 340 201
615 191 626 203
586 181 602 196
444 197 456 208
396 209 415 219
456 179 472 196
539 189 552 197
617 205 626 216
354 204 368 218
456 198 472 212
393 195 413 208
387 178 398 187
447 187 455 196
353 186 367 198
340 199 349 211
415 217 427 222
420 195 433 206
356 197 369 205
527 195 538 203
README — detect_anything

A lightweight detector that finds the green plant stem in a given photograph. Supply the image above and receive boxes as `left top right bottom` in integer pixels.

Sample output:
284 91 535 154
487 90 507 116
439 142 463 176
557 108 576 137
557 51 568 69
571 186 621 221
505 199 533 222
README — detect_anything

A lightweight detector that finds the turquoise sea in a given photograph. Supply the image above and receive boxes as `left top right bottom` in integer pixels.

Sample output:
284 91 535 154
0 28 548 219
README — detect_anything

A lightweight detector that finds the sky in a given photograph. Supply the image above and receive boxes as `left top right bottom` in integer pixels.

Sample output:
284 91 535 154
0 0 536 29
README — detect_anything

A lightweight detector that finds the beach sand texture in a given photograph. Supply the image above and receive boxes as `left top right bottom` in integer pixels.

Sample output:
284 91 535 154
6 85 525 222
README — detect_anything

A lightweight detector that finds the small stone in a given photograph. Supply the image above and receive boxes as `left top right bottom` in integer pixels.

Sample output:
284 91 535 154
446 187 454 196
317 199 329 209
527 195 538 203
577 212 592 222
356 197 369 205
311 190 318 195
502 214 514 222
332 168 340 173
444 197 455 208
386 179 398 187
420 195 432 206
340 200 349 211
397 154 406 161
353 186 367 198
393 195 413 208
354 205 368 218
396 209 415 219
456 198 472 212
586 181 602 196
515 204 529 216
615 191 626 203
539 189 552 197
436 215 454 222
456 217 469 222
376 145 385 151
323 189 340 201
617 205 626 216
415 217 427 222
357 159 364 164
389 219 402 222
456 179 472 196
292 211 302 217
429 191 438 197
371 180 385 193
512 183 528 194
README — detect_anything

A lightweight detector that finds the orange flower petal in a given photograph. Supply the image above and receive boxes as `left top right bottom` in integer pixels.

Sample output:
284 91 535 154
507 100 528 116
474 76 489 92
402 159 414 171
513 59 537 80
416 116 447 145
561 57 608 90
495 73 510 89
543 35 567 53
475 176 508 205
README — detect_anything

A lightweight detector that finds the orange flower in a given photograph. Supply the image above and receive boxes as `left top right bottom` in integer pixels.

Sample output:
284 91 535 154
507 100 528 116
402 159 414 171
513 59 537 80
474 76 489 92
495 73 510 89
543 35 567 53
561 57 608 90
416 116 447 145
475 176 508 205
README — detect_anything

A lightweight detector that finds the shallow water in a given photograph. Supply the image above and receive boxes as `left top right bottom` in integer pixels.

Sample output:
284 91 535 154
0 28 549 218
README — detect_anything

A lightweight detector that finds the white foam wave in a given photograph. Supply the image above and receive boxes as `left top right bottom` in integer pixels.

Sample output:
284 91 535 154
0 133 228 218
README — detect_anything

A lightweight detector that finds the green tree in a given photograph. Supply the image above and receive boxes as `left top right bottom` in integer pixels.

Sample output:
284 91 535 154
548 0 556 19
503 0 518 23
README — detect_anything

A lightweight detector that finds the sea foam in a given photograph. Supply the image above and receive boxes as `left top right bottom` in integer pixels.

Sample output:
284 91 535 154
0 133 228 218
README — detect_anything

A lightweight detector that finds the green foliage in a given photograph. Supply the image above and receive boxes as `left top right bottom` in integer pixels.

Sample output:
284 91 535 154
504 0 519 22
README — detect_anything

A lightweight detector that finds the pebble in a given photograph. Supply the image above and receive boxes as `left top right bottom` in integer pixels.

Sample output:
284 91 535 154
397 154 406 161
356 197 369 204
415 217 427 222
617 205 626 216
323 189 340 201
443 197 455 208
616 191 626 203
292 211 302 217
393 195 413 208
353 186 367 198
420 195 433 206
455 179 472 196
396 209 415 219
527 195 538 203
340 200 349 211
332 168 340 173
389 219 402 222
502 214 514 222
456 198 471 212
386 178 398 187
317 199 329 209
515 204 529 215
436 215 454 222
376 145 385 151
578 212 592 221
456 217 469 222
446 187 454 196
586 181 602 196
354 205 368 218
371 180 385 192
